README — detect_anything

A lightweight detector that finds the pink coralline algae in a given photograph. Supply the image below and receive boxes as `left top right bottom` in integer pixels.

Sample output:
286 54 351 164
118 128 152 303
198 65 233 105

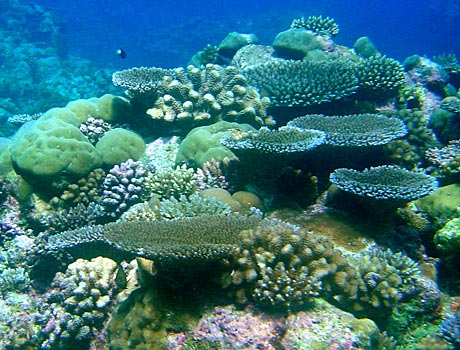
169 305 287 350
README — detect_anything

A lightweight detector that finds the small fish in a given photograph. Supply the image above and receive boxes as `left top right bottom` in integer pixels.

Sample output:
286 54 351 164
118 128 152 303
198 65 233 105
116 48 127 59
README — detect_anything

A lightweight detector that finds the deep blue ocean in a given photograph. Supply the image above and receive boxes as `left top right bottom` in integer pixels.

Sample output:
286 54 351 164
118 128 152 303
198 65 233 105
30 0 460 69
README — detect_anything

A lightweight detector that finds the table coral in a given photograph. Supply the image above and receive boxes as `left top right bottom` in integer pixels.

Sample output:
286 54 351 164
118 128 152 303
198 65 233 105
242 59 358 107
288 113 407 147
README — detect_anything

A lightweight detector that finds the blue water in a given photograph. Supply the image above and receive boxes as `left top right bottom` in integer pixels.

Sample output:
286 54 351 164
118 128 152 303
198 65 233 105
30 0 460 69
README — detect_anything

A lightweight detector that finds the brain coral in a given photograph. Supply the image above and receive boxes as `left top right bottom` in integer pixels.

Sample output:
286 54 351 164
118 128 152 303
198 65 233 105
241 59 358 107
288 113 407 147
329 165 438 201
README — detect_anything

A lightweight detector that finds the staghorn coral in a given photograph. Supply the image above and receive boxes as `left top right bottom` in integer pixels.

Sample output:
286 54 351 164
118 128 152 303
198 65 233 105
221 126 326 153
290 15 340 37
100 159 148 218
145 164 198 200
288 113 407 147
114 64 272 129
45 214 262 265
355 56 406 100
229 219 350 311
329 165 438 201
241 59 358 107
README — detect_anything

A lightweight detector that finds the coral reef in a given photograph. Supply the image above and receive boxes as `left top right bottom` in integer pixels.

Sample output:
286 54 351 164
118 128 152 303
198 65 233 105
242 59 358 107
175 120 255 166
288 113 407 147
145 164 197 200
426 140 460 178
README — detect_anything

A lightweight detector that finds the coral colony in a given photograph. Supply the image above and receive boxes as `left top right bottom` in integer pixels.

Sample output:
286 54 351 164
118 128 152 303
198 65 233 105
2 8 460 350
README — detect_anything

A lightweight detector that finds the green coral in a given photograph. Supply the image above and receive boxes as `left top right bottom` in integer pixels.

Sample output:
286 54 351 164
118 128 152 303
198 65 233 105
288 113 407 147
11 108 102 187
434 217 460 253
355 56 406 100
290 15 340 37
145 164 198 200
176 120 256 166
95 128 146 166
242 59 358 107
221 126 326 153
158 194 232 220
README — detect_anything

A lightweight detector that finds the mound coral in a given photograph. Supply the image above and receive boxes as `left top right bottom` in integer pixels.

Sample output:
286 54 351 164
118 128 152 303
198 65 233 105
175 120 256 166
288 113 407 147
242 59 358 107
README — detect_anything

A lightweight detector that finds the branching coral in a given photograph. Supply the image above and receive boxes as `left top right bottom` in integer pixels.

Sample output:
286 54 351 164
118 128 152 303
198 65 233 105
113 64 272 129
229 219 350 310
144 164 198 200
241 59 358 107
100 159 148 218
329 165 438 201
290 15 340 37
355 56 406 100
221 126 326 153
288 113 407 147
